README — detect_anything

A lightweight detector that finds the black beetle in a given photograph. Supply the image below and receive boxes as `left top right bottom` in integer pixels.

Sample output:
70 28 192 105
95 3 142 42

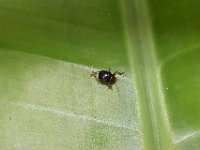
91 69 124 89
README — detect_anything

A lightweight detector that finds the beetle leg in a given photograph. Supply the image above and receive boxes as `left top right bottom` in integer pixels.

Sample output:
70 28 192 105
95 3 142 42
113 71 124 76
91 71 97 79
108 84 113 90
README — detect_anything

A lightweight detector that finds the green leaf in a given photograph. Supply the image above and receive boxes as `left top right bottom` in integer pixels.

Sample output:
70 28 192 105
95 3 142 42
0 0 200 149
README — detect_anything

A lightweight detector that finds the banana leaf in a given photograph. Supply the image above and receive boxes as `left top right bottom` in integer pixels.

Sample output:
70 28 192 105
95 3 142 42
0 0 200 149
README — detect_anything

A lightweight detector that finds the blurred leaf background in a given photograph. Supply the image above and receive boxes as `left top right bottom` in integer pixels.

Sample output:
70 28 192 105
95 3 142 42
0 0 200 149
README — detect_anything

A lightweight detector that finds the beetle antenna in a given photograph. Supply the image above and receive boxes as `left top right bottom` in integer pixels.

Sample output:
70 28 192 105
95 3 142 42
113 71 124 76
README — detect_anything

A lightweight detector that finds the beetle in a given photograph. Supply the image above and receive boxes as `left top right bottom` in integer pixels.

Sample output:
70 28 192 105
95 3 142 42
91 69 124 89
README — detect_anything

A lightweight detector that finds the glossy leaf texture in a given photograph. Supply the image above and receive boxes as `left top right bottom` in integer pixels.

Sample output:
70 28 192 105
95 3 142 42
0 0 200 149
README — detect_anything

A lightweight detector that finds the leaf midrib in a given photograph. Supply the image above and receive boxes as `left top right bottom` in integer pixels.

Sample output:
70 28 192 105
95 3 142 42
119 0 174 149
